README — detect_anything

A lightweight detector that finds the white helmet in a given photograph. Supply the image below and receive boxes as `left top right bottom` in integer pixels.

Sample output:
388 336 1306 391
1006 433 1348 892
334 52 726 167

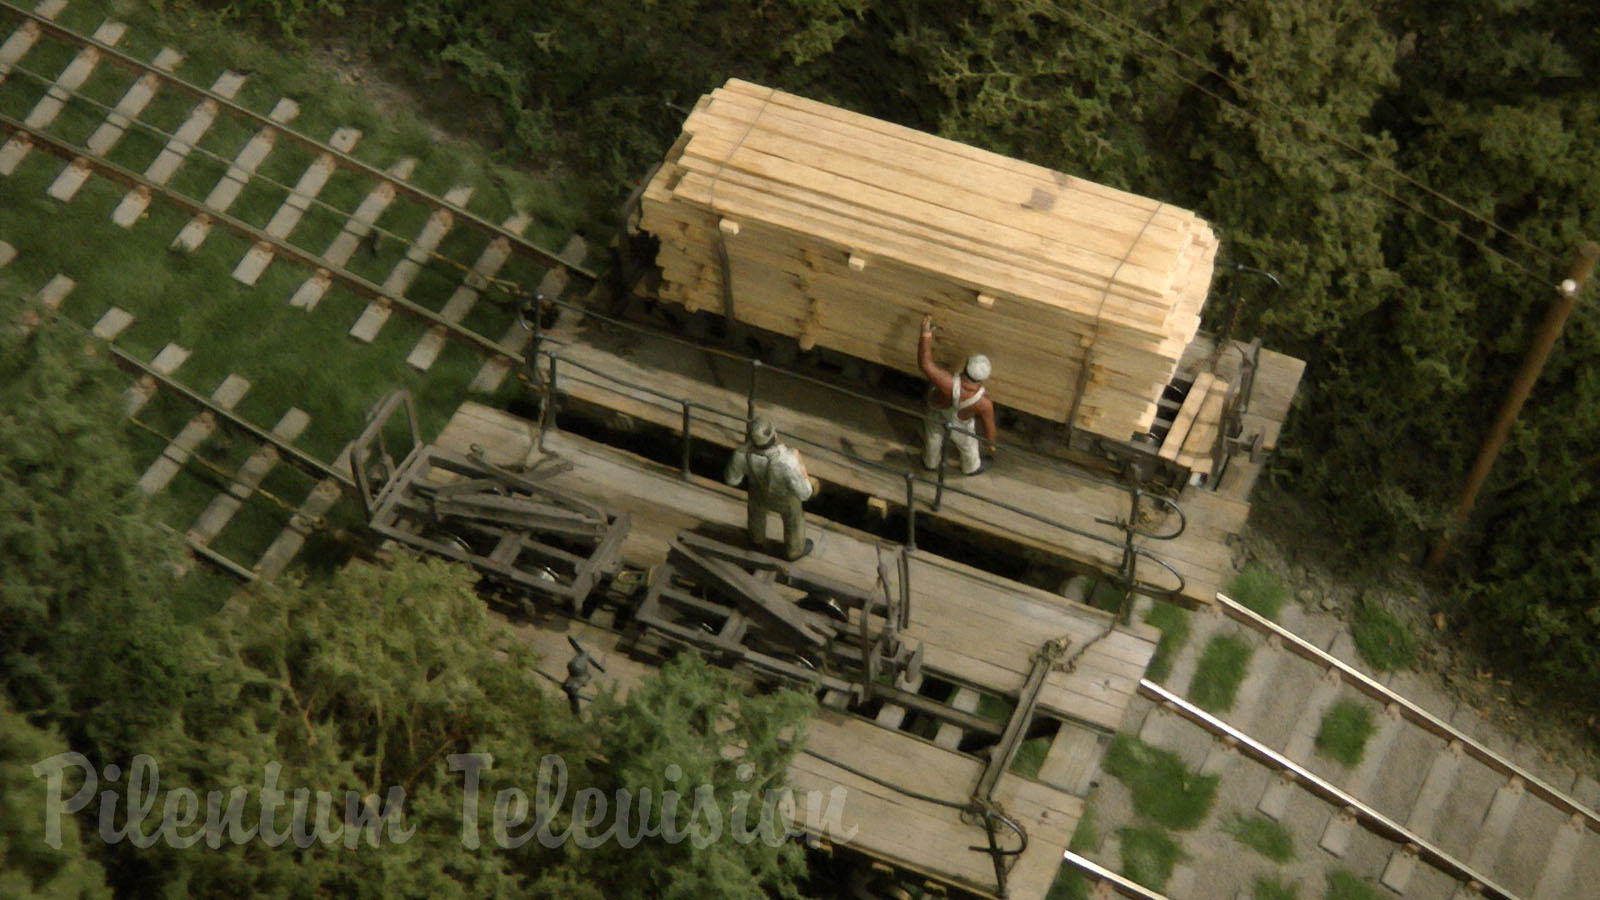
964 354 992 382
747 416 776 447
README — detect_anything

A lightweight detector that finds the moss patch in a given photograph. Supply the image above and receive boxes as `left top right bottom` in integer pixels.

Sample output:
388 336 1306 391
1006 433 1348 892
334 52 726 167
1102 735 1218 830
1118 825 1183 892
1315 699 1377 768
1189 634 1253 713
1144 600 1190 683
1351 600 1416 671
1228 562 1290 620
1226 813 1295 862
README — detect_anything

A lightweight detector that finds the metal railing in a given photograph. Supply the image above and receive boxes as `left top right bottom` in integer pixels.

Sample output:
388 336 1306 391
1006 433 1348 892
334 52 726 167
529 341 1187 598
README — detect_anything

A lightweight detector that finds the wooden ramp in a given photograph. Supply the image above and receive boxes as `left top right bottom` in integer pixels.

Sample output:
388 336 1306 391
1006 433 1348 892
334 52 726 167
438 402 1159 899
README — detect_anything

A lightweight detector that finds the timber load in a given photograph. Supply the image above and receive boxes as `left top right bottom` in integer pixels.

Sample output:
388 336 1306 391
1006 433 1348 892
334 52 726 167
639 78 1220 442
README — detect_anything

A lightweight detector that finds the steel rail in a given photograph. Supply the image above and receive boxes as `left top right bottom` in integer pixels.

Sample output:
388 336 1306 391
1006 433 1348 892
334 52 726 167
99 340 353 488
0 110 526 366
157 522 258 581
1138 678 1519 900
1213 591 1600 837
0 0 595 281
1059 850 1170 900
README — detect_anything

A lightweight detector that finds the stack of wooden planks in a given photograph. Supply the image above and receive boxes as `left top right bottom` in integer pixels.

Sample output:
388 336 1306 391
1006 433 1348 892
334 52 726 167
1157 372 1229 472
640 78 1219 441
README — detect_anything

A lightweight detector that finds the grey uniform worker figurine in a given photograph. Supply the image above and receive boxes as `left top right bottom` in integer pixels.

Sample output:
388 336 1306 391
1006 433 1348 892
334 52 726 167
725 416 820 561
918 314 997 475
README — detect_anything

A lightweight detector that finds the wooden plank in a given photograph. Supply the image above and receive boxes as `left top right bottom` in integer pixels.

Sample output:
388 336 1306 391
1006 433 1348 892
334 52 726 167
1159 372 1215 461
436 405 1161 729
683 105 1188 303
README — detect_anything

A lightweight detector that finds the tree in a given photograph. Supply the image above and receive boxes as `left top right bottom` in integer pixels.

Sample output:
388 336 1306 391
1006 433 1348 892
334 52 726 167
0 700 112 900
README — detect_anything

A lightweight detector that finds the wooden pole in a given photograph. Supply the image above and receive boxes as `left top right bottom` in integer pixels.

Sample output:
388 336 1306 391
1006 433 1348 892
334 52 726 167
1425 242 1600 570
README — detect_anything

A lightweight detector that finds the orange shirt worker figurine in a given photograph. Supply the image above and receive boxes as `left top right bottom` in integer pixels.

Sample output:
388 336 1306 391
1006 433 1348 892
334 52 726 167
918 314 996 475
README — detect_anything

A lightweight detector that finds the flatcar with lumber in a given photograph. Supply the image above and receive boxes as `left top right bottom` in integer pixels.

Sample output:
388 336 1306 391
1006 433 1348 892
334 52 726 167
618 78 1301 492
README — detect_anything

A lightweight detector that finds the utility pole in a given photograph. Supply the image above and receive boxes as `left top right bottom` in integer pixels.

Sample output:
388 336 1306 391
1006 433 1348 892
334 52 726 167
1425 242 1600 570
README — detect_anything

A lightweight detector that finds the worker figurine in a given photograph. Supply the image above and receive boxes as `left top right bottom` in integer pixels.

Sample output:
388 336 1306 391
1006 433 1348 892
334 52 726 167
725 416 820 561
918 313 997 475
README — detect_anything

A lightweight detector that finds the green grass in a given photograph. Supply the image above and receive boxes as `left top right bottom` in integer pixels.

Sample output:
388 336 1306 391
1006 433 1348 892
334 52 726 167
1228 562 1290 620
1043 808 1100 900
1102 735 1218 830
1324 870 1381 900
1070 805 1100 853
1118 825 1183 892
1315 699 1377 768
1225 813 1295 862
1087 577 1125 614
1189 634 1253 713
975 691 1015 724
1144 600 1190 683
1254 875 1299 900
1351 600 1416 671
1009 734 1050 778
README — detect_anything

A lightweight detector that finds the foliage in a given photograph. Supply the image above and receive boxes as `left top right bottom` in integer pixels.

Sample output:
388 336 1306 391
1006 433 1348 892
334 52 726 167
1314 699 1377 768
1102 736 1217 830
1228 564 1290 621
1350 600 1417 672
1225 813 1294 862
0 304 815 894
1117 824 1183 892
1190 635 1254 713
1324 870 1382 900
0 702 112 899
1254 875 1299 900
567 652 816 900
0 290 196 756
1043 806 1099 900
1143 601 1190 684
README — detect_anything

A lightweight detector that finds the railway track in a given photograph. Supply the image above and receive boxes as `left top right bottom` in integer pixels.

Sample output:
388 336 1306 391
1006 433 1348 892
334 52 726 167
1121 593 1600 899
0 0 591 395
7 242 354 580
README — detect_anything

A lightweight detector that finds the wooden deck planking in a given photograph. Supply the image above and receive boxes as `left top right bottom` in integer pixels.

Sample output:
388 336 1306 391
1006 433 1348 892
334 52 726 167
499 565 1083 900
437 401 1157 734
537 316 1243 604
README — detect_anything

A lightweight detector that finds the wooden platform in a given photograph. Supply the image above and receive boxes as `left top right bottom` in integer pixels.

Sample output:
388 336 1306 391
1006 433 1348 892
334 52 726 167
539 315 1286 605
438 402 1159 899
